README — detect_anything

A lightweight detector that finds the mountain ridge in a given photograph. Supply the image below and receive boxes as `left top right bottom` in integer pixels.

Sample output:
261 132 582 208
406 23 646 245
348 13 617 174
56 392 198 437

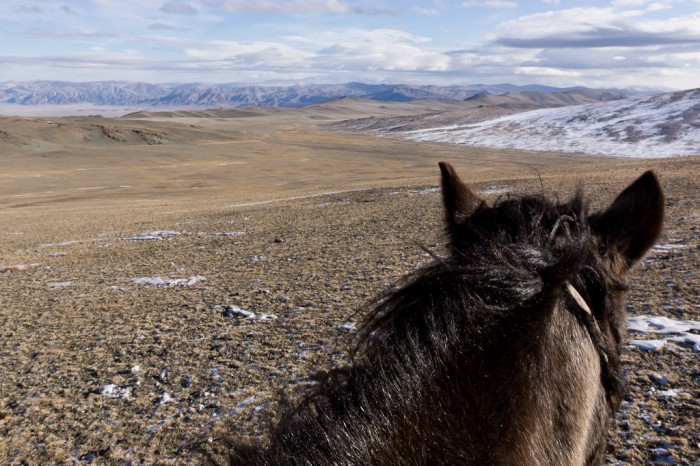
0 80 655 108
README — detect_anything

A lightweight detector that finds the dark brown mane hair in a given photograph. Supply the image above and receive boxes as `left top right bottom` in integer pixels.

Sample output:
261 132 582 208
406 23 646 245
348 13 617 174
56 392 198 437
214 163 664 465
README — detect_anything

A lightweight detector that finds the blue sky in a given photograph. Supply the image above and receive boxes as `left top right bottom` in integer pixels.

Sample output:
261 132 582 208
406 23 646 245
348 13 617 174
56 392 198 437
1 0 699 89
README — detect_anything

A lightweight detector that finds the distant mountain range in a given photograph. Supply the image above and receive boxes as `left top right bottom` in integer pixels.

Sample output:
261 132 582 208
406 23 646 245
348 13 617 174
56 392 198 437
0 81 655 108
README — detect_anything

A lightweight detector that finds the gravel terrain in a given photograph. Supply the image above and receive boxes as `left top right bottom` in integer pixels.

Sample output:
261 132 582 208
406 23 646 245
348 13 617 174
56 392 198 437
0 109 698 464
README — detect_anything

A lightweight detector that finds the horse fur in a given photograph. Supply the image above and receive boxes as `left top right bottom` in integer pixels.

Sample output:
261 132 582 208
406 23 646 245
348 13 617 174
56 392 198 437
216 163 664 466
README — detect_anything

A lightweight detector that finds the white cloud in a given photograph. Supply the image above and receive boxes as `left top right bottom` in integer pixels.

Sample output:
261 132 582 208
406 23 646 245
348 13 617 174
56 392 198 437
12 5 42 13
494 7 700 48
149 22 190 30
658 67 686 76
175 28 450 74
413 6 440 15
462 0 518 8
282 35 318 44
160 3 199 15
3 0 699 89
611 0 648 6
25 29 117 39
211 0 390 14
291 28 433 47
310 29 447 71
316 42 449 72
455 4 699 89
346 28 432 45
672 50 700 63
184 41 313 67
646 2 671 11
516 66 582 76
448 46 540 67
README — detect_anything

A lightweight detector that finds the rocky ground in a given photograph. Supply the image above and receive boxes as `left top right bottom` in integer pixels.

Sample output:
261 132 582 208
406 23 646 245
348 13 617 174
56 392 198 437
1 146 698 464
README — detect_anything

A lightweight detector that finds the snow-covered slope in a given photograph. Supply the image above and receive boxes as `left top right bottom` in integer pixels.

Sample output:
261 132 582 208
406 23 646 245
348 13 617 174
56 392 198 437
401 89 700 158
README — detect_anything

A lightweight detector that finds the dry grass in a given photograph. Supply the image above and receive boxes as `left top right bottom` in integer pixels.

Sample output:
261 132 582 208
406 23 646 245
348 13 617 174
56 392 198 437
0 107 698 464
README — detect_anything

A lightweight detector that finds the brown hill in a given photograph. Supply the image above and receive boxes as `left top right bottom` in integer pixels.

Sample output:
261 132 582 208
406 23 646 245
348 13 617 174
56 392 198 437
463 89 626 110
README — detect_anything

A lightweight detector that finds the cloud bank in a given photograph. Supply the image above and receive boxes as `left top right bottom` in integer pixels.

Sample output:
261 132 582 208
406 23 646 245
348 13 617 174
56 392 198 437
1 0 698 89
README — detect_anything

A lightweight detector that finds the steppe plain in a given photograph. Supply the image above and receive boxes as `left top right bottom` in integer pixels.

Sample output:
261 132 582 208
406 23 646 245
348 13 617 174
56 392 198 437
0 99 698 464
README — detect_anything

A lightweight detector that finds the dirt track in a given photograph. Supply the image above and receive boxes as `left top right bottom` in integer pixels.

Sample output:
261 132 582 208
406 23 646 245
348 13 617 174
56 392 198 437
0 108 698 464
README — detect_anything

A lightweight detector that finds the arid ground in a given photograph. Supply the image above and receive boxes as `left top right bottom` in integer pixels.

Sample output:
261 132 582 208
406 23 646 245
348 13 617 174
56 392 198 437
1 101 698 464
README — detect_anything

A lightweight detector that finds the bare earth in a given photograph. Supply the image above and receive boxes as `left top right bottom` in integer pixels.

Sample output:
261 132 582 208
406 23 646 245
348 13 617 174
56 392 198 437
0 102 698 464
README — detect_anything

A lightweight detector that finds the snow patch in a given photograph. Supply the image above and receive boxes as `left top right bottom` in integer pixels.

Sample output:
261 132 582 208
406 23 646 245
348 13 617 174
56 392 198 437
481 185 511 195
130 275 205 287
414 187 440 195
655 389 685 399
99 384 131 399
651 243 687 254
121 230 187 241
629 339 667 352
627 315 700 352
48 281 75 288
223 305 277 321
338 322 357 332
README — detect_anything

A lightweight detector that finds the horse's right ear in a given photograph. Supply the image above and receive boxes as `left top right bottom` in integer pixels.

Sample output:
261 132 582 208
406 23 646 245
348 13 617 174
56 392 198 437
439 162 485 227
590 170 664 269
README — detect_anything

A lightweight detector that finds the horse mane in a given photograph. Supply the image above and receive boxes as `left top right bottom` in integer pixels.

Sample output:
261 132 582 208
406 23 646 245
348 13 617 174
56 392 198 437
355 191 628 408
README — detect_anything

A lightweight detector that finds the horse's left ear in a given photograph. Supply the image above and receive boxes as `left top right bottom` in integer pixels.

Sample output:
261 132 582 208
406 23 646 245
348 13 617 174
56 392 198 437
439 162 485 227
590 171 664 268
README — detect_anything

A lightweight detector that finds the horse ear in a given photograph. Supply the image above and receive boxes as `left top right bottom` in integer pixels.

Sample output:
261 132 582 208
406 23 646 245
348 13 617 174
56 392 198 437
591 171 664 268
439 162 485 226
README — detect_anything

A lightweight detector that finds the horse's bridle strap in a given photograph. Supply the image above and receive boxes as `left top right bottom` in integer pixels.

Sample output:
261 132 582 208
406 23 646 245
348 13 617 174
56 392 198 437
566 282 592 316
565 282 608 363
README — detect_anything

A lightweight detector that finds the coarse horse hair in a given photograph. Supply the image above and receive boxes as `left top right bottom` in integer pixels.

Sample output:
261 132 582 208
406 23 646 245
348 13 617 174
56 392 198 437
212 163 664 465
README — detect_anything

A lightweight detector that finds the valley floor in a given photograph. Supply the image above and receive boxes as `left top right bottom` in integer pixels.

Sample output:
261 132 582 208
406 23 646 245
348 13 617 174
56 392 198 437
0 112 698 464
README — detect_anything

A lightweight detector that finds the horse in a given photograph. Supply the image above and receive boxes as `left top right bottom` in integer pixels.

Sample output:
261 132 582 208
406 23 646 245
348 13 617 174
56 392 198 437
215 162 664 465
